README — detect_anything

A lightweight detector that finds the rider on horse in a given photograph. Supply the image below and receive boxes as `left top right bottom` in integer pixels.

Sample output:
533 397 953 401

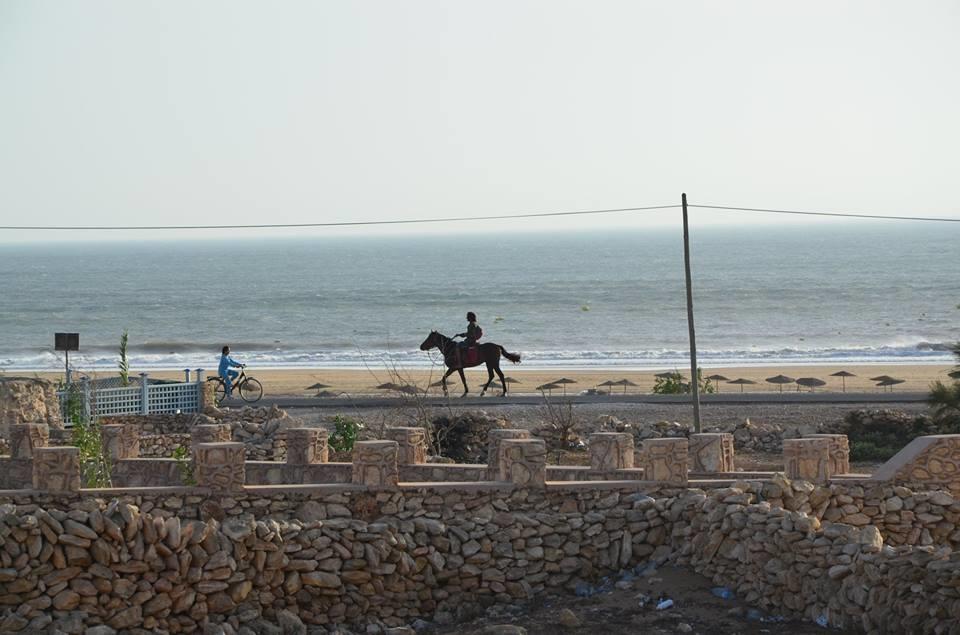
457 312 482 345
456 312 482 365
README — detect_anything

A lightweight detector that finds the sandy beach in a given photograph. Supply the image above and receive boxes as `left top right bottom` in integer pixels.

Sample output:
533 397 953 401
28 363 953 397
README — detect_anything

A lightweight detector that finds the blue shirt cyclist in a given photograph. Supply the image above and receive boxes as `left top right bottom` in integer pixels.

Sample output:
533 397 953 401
219 346 244 396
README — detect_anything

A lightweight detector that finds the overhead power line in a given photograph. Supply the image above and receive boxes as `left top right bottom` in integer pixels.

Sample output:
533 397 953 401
689 204 960 223
0 204 681 231
0 201 957 231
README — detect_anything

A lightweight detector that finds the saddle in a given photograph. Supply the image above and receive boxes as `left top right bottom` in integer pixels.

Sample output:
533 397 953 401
448 345 480 367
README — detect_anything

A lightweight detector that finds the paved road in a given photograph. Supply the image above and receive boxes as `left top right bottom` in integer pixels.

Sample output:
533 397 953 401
246 391 927 411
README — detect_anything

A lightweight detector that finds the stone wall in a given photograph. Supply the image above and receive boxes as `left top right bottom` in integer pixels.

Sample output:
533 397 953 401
680 484 960 632
0 482 956 633
0 377 62 435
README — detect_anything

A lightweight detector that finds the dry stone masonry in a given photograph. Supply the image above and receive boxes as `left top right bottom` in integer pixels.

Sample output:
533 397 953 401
31 446 80 492
2 407 960 633
385 426 428 465
689 432 735 473
286 427 329 465
351 440 399 487
589 432 634 471
807 433 851 475
0 377 62 434
497 438 547 487
486 429 531 480
784 437 832 483
640 438 688 485
7 422 49 459
194 442 246 492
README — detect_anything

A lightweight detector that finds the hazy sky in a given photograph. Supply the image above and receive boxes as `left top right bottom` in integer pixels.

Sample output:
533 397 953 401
2 1 959 242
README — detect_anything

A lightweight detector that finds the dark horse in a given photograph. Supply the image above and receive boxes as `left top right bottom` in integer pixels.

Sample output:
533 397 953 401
419 331 521 397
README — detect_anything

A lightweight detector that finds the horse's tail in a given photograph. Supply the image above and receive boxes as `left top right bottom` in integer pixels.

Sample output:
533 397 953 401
499 346 521 364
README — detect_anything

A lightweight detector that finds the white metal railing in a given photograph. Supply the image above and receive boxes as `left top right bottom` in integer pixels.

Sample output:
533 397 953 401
58 371 206 421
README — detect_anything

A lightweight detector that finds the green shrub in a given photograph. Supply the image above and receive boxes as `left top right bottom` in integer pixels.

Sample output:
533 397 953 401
849 440 901 462
329 415 363 453
834 409 935 463
652 368 716 395
118 329 130 387
172 445 196 486
71 416 112 488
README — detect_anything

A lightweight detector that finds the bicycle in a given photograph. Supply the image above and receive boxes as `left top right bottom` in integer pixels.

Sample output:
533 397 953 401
208 367 263 406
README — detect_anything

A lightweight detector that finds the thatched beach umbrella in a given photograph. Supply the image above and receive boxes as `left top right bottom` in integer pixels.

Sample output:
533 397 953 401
705 374 729 393
655 371 683 379
876 378 905 392
375 382 399 391
796 377 827 392
306 382 331 396
765 374 796 393
551 378 578 395
727 378 756 393
614 378 639 395
537 382 560 395
870 375 896 383
830 370 856 393
596 379 618 396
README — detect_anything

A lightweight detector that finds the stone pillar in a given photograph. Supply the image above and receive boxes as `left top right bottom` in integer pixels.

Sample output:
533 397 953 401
194 442 246 492
197 373 217 411
8 423 49 458
351 441 399 487
486 429 532 480
100 424 140 461
0 378 63 435
384 427 428 465
286 428 329 465
689 433 735 473
807 434 850 475
192 424 232 449
498 439 547 487
589 433 634 471
783 438 831 483
640 438 689 485
32 447 80 492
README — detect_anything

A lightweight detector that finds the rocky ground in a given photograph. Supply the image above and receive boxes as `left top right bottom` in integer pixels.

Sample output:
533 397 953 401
421 564 844 635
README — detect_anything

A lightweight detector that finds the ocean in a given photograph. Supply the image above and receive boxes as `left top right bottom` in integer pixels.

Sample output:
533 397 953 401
0 223 957 372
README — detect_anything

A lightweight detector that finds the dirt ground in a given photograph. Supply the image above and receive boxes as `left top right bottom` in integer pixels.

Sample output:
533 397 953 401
430 565 847 635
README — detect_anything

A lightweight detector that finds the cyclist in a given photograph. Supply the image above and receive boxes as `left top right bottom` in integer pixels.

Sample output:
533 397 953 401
218 346 245 397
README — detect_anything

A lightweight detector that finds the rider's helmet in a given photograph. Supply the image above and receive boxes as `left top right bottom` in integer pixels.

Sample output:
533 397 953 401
466 312 476 322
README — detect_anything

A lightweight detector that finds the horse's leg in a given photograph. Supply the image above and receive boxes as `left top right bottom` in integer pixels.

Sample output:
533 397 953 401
493 360 508 397
480 363 495 397
441 368 454 396
457 368 468 397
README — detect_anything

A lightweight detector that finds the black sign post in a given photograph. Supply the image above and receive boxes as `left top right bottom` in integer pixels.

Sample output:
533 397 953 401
55 333 79 384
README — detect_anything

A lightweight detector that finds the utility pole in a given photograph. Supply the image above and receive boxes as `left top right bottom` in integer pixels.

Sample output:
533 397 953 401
682 193 702 433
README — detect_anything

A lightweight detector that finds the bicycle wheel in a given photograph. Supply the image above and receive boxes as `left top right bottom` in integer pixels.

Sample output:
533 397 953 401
239 377 263 403
213 380 227 406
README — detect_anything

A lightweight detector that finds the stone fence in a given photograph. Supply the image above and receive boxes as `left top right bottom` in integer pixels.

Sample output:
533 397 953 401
0 480 956 633
1 422 959 632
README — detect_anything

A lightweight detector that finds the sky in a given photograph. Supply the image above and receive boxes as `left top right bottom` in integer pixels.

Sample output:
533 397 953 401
1 1 959 242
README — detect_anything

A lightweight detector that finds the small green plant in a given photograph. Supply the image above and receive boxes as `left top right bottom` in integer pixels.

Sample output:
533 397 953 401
652 368 716 395
71 416 112 488
118 330 130 387
172 445 196 486
329 415 363 453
